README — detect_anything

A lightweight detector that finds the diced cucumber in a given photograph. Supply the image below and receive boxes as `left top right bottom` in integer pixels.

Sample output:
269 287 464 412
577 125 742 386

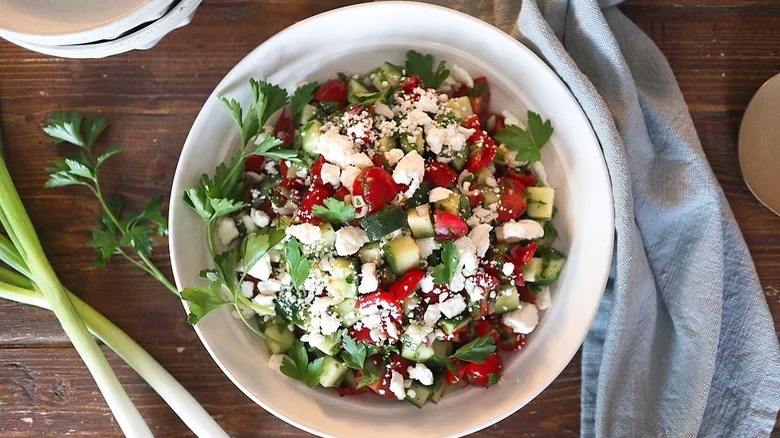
378 137 397 152
334 298 360 327
320 222 337 249
474 167 493 185
406 181 432 209
329 257 355 279
319 356 348 388
300 103 322 125
401 342 435 362
407 204 435 239
492 285 520 314
399 131 424 154
372 61 404 91
358 242 383 264
329 277 357 302
300 120 322 155
520 257 545 282
405 381 434 408
342 369 359 389
347 77 370 96
402 294 421 314
481 187 500 207
451 148 467 172
439 315 471 334
526 187 555 220
361 205 406 241
445 96 474 119
435 194 460 215
429 377 446 404
536 221 558 248
535 248 566 285
425 340 454 370
384 235 421 275
309 332 341 356
263 321 295 354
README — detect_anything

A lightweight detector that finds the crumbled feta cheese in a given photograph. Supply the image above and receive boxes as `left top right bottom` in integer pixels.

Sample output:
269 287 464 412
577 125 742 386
320 313 341 336
428 187 453 203
386 320 399 340
530 161 550 187
450 64 474 88
501 110 526 130
454 236 478 276
415 238 439 259
495 220 545 242
241 215 258 233
340 166 362 191
335 226 369 256
502 303 539 334
257 279 282 295
247 254 272 281
406 109 433 128
535 286 552 310
374 102 395 118
310 296 333 315
252 294 275 309
449 272 465 292
358 262 379 294
502 262 516 276
350 152 374 169
423 303 441 327
240 281 254 298
439 295 467 318
407 363 434 386
384 149 405 166
403 323 429 347
216 217 239 245
320 163 341 187
426 124 468 154
468 224 492 257
316 127 357 168
268 353 286 376
286 223 322 245
419 274 435 293
389 370 406 400
250 208 271 228
393 150 425 196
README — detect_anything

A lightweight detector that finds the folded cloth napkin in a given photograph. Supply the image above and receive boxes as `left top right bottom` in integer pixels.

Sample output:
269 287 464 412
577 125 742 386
415 0 780 435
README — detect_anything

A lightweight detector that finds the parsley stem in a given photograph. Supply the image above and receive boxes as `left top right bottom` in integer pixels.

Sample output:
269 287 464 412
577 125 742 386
0 275 229 438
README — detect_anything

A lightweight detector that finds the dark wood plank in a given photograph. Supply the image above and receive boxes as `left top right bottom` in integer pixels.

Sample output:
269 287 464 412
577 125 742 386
0 0 778 436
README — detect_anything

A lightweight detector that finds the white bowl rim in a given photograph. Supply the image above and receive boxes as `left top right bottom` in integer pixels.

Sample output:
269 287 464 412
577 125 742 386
0 0 201 59
169 2 614 437
0 0 175 46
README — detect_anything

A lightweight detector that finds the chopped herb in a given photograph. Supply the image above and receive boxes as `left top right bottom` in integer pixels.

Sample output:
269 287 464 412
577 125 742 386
495 111 554 163
432 241 459 285
312 198 356 224
405 50 450 89
280 341 325 388
450 335 496 364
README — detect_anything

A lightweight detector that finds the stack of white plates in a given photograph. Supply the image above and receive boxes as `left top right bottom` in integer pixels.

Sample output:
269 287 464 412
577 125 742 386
0 0 201 58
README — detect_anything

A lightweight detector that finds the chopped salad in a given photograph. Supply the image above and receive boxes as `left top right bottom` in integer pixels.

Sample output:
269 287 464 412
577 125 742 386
183 51 566 407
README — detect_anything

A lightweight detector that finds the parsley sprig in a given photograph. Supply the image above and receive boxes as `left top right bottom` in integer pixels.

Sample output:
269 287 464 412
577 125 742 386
405 50 450 89
42 110 176 293
284 237 310 290
312 198 356 225
280 341 325 388
450 335 496 363
495 111 554 163
432 241 459 285
291 82 319 124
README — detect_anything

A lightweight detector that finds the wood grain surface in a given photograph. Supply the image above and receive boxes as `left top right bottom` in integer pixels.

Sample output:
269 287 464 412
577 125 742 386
0 0 778 436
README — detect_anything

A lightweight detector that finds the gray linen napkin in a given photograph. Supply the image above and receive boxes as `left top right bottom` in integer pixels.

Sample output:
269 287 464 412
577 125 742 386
414 0 780 436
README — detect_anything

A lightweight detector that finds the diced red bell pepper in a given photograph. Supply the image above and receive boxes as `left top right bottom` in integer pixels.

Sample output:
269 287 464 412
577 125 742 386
389 268 426 302
433 210 469 241
314 79 348 108
424 161 458 188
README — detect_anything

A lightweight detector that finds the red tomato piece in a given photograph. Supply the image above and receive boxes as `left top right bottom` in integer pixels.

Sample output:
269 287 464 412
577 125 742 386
510 242 538 266
356 291 403 322
461 114 482 132
444 358 468 384
466 189 483 208
464 351 502 387
475 319 501 343
491 319 527 351
309 156 327 186
433 210 469 241
352 166 399 212
518 285 535 304
402 73 422 93
389 268 426 302
496 177 527 222
314 79 348 108
347 326 379 346
466 134 497 173
473 271 500 295
332 186 350 201
506 169 538 188
469 76 491 120
368 353 411 398
489 114 506 137
424 161 458 188
244 155 265 174
298 184 334 224
336 386 370 396
274 106 295 145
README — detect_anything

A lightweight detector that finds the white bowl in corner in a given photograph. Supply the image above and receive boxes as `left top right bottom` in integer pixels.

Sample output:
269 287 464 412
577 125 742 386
169 2 613 437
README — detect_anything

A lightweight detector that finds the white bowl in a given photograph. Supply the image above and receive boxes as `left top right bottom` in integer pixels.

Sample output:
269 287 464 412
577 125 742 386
1 0 200 59
169 2 614 437
0 0 175 46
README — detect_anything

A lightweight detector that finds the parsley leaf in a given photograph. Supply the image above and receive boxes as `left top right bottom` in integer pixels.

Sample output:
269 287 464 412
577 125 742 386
291 82 319 123
181 282 229 324
495 111 554 163
284 237 310 290
450 335 496 364
280 341 325 388
405 50 450 89
242 228 285 274
220 97 260 147
355 359 381 389
249 134 300 163
432 241 459 285
43 110 86 148
348 90 383 105
341 334 367 370
312 198 356 224
250 78 288 128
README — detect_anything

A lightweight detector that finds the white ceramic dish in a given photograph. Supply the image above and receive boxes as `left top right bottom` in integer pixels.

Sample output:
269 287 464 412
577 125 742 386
0 0 174 46
1 0 200 59
169 2 614 437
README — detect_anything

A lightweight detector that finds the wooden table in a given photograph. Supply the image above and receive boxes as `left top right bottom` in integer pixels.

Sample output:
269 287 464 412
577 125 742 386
1 1 778 436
